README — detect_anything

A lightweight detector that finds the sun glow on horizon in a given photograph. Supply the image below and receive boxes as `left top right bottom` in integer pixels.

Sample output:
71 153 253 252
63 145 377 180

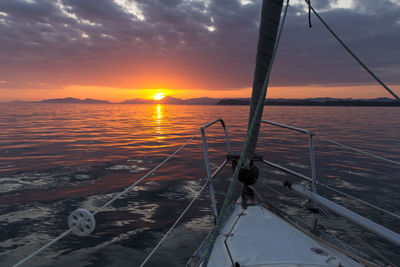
153 92 166 100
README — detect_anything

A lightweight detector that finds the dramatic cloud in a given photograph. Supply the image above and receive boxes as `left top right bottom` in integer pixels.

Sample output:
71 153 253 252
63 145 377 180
0 0 399 97
272 0 400 87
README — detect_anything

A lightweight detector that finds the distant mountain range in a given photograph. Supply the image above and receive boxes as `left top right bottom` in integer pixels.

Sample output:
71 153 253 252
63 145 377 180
9 97 399 106
217 97 400 106
29 96 220 105
39 97 110 104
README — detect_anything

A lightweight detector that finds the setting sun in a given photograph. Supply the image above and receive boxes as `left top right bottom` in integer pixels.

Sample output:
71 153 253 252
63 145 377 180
153 93 166 101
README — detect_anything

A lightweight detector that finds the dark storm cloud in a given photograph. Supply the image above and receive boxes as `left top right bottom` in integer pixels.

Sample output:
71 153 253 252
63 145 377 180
271 0 400 87
0 0 399 91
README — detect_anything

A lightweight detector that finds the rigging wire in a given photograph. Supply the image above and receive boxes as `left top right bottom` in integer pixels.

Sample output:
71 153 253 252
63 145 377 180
261 156 400 220
12 2 400 266
250 185 382 266
318 206 395 266
13 131 200 267
139 180 209 267
304 0 400 101
317 181 400 220
202 0 291 265
258 179 396 266
317 135 400 166
260 182 286 197
93 130 200 216
14 229 73 267
314 136 400 219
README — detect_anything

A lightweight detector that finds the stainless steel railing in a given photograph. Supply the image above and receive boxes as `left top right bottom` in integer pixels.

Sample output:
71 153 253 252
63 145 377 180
259 120 400 248
262 120 317 193
200 118 231 221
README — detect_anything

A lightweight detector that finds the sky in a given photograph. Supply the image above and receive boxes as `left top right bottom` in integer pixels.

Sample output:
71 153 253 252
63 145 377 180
0 0 399 102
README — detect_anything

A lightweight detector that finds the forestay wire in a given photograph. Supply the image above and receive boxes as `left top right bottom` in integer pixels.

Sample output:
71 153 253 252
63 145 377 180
201 0 291 265
305 0 400 101
14 131 200 267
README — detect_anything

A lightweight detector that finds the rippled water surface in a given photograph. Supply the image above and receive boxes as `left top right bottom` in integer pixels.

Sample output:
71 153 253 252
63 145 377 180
0 104 399 266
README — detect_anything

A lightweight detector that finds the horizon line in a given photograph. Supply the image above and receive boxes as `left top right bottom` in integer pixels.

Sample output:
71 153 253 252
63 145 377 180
1 95 397 104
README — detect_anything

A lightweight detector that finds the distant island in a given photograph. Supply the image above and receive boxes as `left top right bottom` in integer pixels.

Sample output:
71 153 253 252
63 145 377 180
217 97 400 106
8 97 399 106
39 97 111 104
29 96 219 105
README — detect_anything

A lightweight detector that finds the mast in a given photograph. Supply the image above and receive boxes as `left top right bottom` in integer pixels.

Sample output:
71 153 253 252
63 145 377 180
245 0 283 165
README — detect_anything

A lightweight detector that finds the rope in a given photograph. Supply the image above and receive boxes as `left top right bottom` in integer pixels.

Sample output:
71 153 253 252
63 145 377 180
305 0 312 27
304 0 400 101
202 1 290 265
317 136 400 166
13 131 200 266
139 180 209 267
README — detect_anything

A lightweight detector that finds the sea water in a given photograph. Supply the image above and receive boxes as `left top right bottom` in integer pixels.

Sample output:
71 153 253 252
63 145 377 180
0 104 399 266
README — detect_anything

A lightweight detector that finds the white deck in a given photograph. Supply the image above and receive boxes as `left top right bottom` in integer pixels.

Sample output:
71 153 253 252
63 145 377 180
207 203 364 267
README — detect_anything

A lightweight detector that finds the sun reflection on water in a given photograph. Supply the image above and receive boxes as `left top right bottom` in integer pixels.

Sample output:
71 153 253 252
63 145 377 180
155 104 164 139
